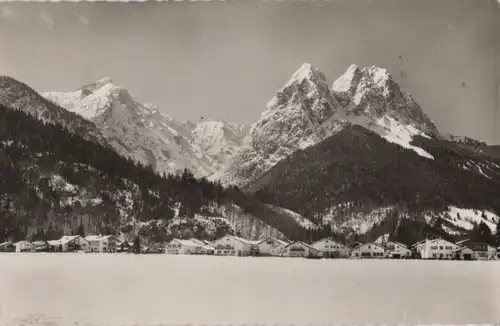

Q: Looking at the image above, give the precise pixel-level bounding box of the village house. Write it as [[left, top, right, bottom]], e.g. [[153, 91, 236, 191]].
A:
[[453, 246, 474, 260], [350, 242, 385, 258], [14, 240, 35, 253], [212, 235, 259, 256], [419, 238, 461, 259], [311, 237, 351, 258], [257, 237, 289, 256], [0, 241, 15, 252], [32, 240, 51, 252], [456, 240, 496, 260], [384, 241, 411, 259], [282, 241, 323, 258], [85, 235, 120, 253], [117, 240, 132, 252], [165, 238, 214, 255], [49, 235, 91, 252]]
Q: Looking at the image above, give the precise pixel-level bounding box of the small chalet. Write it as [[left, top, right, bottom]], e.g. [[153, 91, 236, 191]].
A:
[[85, 235, 120, 253], [453, 246, 474, 260], [14, 240, 35, 253], [32, 240, 51, 252], [257, 237, 289, 256], [282, 241, 323, 258], [165, 238, 214, 255], [117, 241, 132, 252], [49, 235, 91, 252], [350, 242, 385, 258], [456, 239, 496, 260], [0, 241, 15, 252], [384, 241, 411, 259], [212, 235, 259, 257], [419, 238, 460, 259], [311, 237, 351, 258]]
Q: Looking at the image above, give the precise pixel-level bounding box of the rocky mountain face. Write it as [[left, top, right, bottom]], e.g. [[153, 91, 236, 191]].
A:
[[43, 79, 247, 178], [218, 63, 500, 244], [0, 76, 108, 147], [220, 63, 444, 187]]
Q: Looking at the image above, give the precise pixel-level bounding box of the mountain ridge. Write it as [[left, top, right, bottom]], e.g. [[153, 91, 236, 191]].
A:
[[43, 79, 249, 178]]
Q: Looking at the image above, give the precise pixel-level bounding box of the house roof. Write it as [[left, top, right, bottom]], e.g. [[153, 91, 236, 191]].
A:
[[0, 241, 13, 247], [453, 246, 473, 253], [285, 241, 319, 251], [32, 241, 49, 246], [387, 241, 408, 249], [85, 235, 102, 242], [352, 242, 385, 251], [14, 240, 33, 245], [258, 237, 289, 246], [312, 237, 344, 247], [59, 235, 80, 245], [456, 240, 492, 252]]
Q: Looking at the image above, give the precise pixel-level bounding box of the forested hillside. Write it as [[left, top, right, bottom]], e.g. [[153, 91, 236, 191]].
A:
[[248, 124, 500, 245], [0, 104, 309, 242]]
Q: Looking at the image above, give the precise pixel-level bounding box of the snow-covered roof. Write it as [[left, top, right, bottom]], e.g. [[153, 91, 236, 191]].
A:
[[387, 241, 408, 249], [285, 241, 319, 251], [59, 235, 80, 244], [352, 242, 385, 251], [311, 237, 345, 247], [85, 235, 103, 242], [0, 241, 13, 246], [258, 237, 289, 246], [232, 236, 260, 245], [14, 240, 32, 245]]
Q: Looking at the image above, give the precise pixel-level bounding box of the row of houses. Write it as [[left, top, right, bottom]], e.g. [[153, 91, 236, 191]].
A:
[[1, 234, 498, 260], [165, 235, 500, 260], [0, 235, 128, 253]]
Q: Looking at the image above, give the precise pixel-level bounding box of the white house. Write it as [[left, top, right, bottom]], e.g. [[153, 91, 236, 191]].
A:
[[165, 238, 214, 255], [350, 243, 385, 258], [85, 235, 120, 253], [456, 240, 496, 260], [32, 240, 50, 252], [384, 241, 411, 258], [311, 237, 351, 258], [282, 241, 323, 258], [14, 240, 35, 253], [420, 238, 461, 259], [453, 246, 474, 260], [257, 237, 289, 256], [50, 235, 91, 252], [212, 235, 259, 256]]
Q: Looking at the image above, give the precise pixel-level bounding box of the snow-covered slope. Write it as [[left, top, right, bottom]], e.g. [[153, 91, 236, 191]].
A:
[[219, 63, 441, 187], [43, 79, 247, 178], [0, 76, 108, 147], [331, 64, 441, 159]]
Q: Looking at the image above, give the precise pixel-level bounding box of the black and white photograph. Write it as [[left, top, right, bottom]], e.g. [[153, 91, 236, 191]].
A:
[[0, 0, 499, 325]]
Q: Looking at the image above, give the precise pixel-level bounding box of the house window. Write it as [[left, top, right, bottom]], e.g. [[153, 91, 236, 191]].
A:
[[439, 246, 444, 250]]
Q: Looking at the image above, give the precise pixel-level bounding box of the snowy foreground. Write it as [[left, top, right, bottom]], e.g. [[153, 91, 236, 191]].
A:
[[1, 254, 499, 325]]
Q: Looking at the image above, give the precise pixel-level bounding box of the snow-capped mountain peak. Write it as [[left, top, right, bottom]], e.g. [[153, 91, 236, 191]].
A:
[[332, 64, 441, 140], [43, 79, 248, 178]]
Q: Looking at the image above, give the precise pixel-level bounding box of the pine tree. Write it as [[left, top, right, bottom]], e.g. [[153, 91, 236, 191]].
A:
[[495, 218, 500, 247], [133, 236, 141, 254]]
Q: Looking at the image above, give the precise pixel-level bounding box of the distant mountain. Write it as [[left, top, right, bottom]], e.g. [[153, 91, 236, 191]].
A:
[[218, 63, 344, 186], [43, 78, 247, 178], [219, 63, 442, 187], [0, 76, 108, 147]]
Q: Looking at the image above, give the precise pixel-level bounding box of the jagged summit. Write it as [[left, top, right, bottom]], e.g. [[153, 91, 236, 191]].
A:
[[331, 64, 441, 139], [80, 76, 115, 93]]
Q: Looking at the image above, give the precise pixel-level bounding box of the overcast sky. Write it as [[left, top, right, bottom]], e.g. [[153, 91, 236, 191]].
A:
[[0, 0, 499, 143]]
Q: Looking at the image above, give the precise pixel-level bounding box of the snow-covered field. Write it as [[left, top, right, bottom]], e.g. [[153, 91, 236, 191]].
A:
[[1, 254, 499, 325]]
